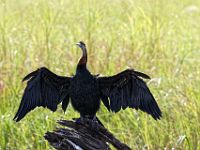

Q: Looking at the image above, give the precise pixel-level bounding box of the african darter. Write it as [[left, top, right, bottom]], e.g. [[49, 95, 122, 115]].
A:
[[14, 41, 162, 125]]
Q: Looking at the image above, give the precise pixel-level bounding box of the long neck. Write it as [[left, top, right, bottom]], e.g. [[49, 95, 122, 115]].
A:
[[77, 46, 88, 71]]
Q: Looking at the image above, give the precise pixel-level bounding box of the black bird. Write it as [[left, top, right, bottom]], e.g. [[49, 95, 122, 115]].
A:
[[14, 41, 162, 125]]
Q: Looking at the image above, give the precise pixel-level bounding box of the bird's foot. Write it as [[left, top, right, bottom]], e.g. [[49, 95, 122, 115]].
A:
[[73, 117, 85, 124], [88, 116, 100, 130], [73, 116, 100, 130]]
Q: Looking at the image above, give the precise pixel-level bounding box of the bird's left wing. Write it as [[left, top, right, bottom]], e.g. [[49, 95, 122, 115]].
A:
[[97, 69, 162, 120], [13, 67, 71, 122]]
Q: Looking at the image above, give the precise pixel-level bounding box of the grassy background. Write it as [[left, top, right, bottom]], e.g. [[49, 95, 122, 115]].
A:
[[0, 0, 200, 149]]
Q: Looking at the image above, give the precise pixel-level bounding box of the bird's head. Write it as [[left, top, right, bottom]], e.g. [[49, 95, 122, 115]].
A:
[[76, 41, 87, 67], [76, 41, 86, 49]]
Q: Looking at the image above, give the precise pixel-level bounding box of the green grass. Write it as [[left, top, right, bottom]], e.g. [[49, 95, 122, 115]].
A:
[[0, 0, 200, 149]]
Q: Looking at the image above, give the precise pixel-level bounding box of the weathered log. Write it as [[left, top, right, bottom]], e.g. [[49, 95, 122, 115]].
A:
[[44, 119, 131, 150]]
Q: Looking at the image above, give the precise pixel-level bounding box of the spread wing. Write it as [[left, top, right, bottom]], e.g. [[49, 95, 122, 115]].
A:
[[98, 69, 162, 120], [13, 67, 71, 122]]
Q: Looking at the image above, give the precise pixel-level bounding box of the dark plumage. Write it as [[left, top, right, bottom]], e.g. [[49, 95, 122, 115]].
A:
[[14, 41, 162, 124]]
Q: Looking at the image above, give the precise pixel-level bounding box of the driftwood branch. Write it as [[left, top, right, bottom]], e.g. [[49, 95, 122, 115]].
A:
[[44, 119, 131, 150]]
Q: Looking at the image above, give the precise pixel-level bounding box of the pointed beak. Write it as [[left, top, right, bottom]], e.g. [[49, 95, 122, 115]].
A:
[[76, 42, 81, 47]]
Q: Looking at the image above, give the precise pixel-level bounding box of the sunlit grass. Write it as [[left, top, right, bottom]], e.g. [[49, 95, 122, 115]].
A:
[[0, 0, 200, 149]]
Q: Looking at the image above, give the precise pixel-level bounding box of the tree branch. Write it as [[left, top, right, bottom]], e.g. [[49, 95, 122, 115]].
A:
[[44, 119, 131, 150]]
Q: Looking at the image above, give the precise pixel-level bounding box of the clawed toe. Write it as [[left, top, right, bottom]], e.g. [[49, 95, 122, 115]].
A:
[[89, 120, 100, 130], [73, 117, 84, 124]]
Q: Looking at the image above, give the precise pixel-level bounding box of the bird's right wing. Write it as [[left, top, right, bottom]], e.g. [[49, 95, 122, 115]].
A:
[[98, 69, 162, 120], [13, 67, 71, 122]]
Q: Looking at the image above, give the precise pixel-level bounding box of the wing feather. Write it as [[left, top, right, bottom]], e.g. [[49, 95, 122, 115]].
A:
[[98, 69, 162, 120], [14, 67, 71, 122]]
